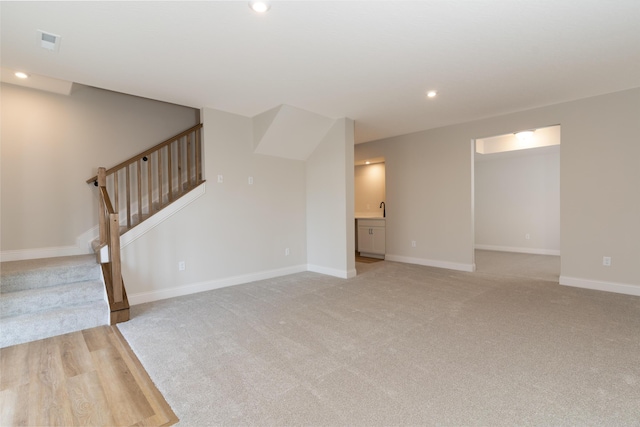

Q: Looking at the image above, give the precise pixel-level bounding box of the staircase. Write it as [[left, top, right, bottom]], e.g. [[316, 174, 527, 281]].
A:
[[0, 124, 204, 348], [87, 123, 204, 324], [0, 255, 108, 348]]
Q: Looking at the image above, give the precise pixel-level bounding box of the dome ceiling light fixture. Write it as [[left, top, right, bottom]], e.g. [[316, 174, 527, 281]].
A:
[[515, 130, 536, 142], [249, 1, 271, 13], [426, 90, 438, 98]]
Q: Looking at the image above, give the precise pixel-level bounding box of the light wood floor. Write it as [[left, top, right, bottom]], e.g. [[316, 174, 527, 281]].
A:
[[0, 325, 177, 427]]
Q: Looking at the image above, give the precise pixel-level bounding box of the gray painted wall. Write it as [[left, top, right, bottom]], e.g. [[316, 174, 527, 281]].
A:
[[4, 82, 638, 297], [475, 146, 560, 255], [356, 88, 640, 291], [120, 107, 310, 301], [307, 118, 356, 278], [1, 83, 198, 255]]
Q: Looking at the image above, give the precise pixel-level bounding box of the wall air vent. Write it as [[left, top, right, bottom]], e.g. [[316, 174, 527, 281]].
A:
[[37, 30, 61, 52]]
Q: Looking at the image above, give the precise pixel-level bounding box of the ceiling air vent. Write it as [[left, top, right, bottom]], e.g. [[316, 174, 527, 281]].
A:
[[37, 30, 61, 52]]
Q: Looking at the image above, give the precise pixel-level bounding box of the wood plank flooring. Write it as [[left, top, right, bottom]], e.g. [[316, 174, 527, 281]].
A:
[[0, 326, 177, 427]]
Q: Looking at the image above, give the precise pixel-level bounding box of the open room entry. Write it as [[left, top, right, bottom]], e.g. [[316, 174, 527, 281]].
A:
[[473, 125, 561, 281], [354, 157, 386, 267]]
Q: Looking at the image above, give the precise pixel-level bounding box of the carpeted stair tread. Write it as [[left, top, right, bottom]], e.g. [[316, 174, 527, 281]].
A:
[[0, 280, 105, 318], [0, 255, 109, 348], [1, 254, 99, 293], [0, 300, 108, 348]]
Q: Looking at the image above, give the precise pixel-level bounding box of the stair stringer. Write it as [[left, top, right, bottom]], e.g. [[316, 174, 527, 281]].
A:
[[96, 182, 206, 262]]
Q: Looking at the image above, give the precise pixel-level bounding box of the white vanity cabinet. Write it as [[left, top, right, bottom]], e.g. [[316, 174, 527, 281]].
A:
[[357, 218, 385, 258]]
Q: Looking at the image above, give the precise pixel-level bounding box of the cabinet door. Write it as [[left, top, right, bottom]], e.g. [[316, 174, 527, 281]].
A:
[[370, 227, 386, 254], [358, 226, 373, 252]]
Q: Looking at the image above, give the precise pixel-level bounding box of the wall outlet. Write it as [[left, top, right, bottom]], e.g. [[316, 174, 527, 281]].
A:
[[411, 240, 416, 247], [217, 174, 223, 183], [285, 248, 290, 256], [248, 176, 253, 185], [178, 261, 186, 271], [525, 233, 530, 240], [603, 256, 611, 267]]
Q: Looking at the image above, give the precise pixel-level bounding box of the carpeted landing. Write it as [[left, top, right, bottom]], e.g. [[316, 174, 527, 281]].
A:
[[117, 260, 640, 426]]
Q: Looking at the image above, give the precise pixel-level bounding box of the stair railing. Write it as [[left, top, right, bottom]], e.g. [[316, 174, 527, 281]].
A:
[[87, 123, 204, 315], [97, 167, 123, 303], [87, 123, 204, 233]]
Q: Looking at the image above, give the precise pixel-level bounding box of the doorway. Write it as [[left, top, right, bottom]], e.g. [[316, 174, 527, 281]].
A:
[[473, 125, 561, 281], [354, 158, 386, 270]]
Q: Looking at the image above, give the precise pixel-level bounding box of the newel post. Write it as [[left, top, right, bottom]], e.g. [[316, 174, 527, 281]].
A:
[[109, 213, 123, 303], [98, 167, 107, 244]]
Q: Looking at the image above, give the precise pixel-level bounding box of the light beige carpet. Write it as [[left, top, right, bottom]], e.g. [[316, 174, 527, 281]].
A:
[[118, 260, 640, 426], [475, 249, 560, 282]]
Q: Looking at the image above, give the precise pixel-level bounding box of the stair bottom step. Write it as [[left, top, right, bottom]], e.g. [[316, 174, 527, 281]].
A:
[[0, 300, 109, 348], [1, 280, 105, 318]]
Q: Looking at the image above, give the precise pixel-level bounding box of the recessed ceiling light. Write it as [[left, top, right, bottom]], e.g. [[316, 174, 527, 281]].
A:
[[426, 90, 438, 98], [365, 161, 371, 165], [15, 72, 29, 79], [249, 1, 271, 13]]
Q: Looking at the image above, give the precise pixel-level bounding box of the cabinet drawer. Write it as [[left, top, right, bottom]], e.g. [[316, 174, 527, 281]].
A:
[[357, 219, 385, 228]]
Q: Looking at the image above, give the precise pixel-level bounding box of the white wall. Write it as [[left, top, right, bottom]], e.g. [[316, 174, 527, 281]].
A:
[[355, 127, 475, 272], [354, 163, 386, 218], [306, 118, 356, 278], [355, 88, 640, 294], [475, 146, 560, 255], [123, 110, 356, 302], [121, 108, 309, 302], [2, 81, 356, 301], [0, 83, 198, 259], [5, 80, 637, 298]]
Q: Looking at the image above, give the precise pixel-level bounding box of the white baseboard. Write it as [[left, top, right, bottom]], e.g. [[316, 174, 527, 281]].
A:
[[307, 264, 355, 279], [129, 261, 358, 306], [0, 245, 92, 262], [385, 254, 475, 272], [475, 244, 560, 256], [128, 264, 308, 305], [559, 276, 640, 297]]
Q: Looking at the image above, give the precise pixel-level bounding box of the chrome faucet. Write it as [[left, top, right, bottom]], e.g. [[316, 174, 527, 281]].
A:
[[379, 201, 385, 218]]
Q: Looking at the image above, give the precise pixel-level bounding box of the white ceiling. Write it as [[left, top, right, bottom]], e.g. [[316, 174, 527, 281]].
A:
[[2, 1, 639, 144]]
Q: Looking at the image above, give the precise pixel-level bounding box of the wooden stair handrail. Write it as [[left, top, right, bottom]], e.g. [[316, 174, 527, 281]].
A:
[[86, 123, 203, 184], [87, 123, 204, 233], [87, 123, 204, 324], [99, 186, 114, 214]]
